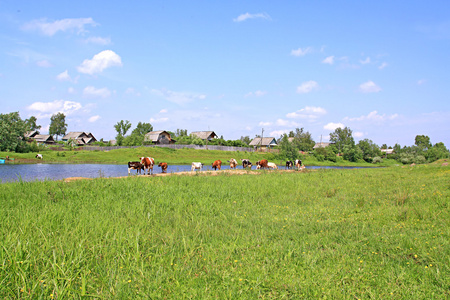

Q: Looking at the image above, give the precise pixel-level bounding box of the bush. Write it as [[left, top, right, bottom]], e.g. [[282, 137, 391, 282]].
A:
[[372, 156, 382, 164]]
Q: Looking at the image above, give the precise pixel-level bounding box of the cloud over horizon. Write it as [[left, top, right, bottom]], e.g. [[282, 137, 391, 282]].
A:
[[22, 18, 97, 36], [77, 50, 122, 75]]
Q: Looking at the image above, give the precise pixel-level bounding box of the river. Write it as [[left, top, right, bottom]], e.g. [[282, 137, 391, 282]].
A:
[[0, 163, 364, 183]]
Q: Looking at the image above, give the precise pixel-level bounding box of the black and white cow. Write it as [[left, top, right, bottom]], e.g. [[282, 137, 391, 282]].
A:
[[128, 161, 144, 175], [286, 160, 293, 169], [241, 159, 252, 169]]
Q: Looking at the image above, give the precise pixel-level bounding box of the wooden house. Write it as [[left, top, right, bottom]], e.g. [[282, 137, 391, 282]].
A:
[[25, 131, 55, 144], [249, 137, 278, 149], [144, 131, 175, 144], [62, 132, 97, 146], [190, 131, 218, 141]]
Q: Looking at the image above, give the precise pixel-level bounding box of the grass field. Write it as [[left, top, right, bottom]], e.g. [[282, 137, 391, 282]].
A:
[[1, 163, 448, 298]]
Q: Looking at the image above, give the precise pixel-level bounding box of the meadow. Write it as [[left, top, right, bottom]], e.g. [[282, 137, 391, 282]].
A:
[[0, 163, 448, 299]]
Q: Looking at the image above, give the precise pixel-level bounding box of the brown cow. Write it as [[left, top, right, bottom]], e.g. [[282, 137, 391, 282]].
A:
[[140, 157, 155, 175], [212, 160, 222, 170], [158, 162, 168, 173], [228, 158, 238, 169], [128, 161, 144, 175], [256, 159, 268, 170]]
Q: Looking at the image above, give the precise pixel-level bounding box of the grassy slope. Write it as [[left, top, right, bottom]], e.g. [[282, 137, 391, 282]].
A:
[[0, 147, 389, 167], [0, 164, 448, 298]]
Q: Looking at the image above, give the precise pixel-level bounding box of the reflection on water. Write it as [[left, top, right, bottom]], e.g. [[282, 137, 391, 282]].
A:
[[0, 163, 365, 183]]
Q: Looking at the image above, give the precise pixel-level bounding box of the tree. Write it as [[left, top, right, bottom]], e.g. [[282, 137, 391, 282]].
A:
[[329, 126, 354, 154], [175, 129, 188, 137], [25, 116, 41, 132], [114, 120, 131, 146], [415, 135, 432, 151], [357, 139, 380, 162], [0, 112, 27, 152], [131, 122, 153, 136], [292, 127, 315, 152], [49, 112, 67, 141], [279, 134, 297, 160], [240, 136, 251, 145]]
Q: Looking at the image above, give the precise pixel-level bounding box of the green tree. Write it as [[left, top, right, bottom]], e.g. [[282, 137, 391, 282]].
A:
[[292, 127, 315, 152], [415, 135, 432, 151], [279, 134, 297, 160], [426, 142, 449, 162], [0, 112, 27, 152], [49, 112, 67, 141], [329, 126, 354, 154], [114, 120, 131, 146], [357, 139, 380, 162], [131, 122, 153, 136], [25, 116, 41, 132]]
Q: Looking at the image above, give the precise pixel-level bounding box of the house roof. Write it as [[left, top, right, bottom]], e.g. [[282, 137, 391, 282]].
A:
[[313, 142, 333, 149], [145, 130, 171, 142], [249, 137, 278, 146], [190, 131, 217, 140], [62, 132, 86, 140], [381, 149, 394, 154], [34, 134, 55, 143], [25, 130, 39, 138]]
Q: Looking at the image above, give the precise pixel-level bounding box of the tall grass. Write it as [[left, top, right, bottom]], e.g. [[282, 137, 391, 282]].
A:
[[1, 165, 449, 298]]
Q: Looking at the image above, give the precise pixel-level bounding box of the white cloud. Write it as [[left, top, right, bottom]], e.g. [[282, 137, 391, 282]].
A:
[[360, 57, 371, 64], [150, 117, 169, 123], [83, 86, 111, 98], [27, 100, 84, 118], [233, 13, 271, 22], [36, 60, 52, 68], [286, 106, 327, 119], [275, 119, 300, 127], [22, 18, 97, 36], [296, 81, 319, 94], [245, 90, 267, 97], [84, 36, 111, 45], [77, 50, 122, 75], [354, 131, 364, 138], [88, 115, 101, 122], [56, 70, 71, 81], [259, 121, 272, 126], [344, 111, 398, 122], [151, 88, 206, 105], [378, 62, 388, 69], [159, 109, 168, 113], [417, 79, 427, 85], [291, 47, 313, 57], [125, 87, 141, 97], [324, 122, 344, 131], [359, 80, 381, 93], [270, 130, 289, 137], [322, 55, 334, 65]]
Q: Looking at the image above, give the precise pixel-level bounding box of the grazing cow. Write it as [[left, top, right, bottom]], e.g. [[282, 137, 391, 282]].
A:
[[286, 161, 293, 169], [267, 162, 278, 169], [35, 154, 43, 159], [256, 159, 268, 170], [128, 161, 144, 175], [241, 159, 252, 169], [212, 160, 222, 170], [140, 157, 155, 175], [158, 162, 168, 173], [295, 159, 302, 169], [191, 162, 204, 171], [228, 158, 238, 169]]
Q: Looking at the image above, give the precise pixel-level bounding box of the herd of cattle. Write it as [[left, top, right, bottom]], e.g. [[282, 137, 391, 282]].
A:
[[128, 157, 304, 175]]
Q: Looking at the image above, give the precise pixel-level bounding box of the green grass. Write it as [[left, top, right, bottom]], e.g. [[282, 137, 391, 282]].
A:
[[1, 164, 449, 298]]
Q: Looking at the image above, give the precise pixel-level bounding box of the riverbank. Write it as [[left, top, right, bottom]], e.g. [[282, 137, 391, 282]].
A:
[[0, 147, 392, 167]]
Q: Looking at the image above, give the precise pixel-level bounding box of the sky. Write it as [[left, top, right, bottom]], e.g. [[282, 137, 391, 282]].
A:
[[1, 1, 449, 147]]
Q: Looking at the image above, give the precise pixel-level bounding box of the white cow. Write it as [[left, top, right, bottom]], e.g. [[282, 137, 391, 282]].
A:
[[36, 154, 43, 159], [267, 162, 278, 169], [228, 158, 238, 169], [191, 162, 204, 171]]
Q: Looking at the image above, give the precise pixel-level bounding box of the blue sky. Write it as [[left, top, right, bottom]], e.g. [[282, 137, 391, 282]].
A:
[[1, 1, 449, 147]]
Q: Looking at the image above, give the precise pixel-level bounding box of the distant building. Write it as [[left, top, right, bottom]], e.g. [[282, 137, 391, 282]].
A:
[[190, 131, 218, 141], [313, 142, 333, 149], [249, 137, 278, 148], [144, 131, 176, 144], [381, 149, 394, 155], [25, 131, 55, 144], [62, 132, 97, 146]]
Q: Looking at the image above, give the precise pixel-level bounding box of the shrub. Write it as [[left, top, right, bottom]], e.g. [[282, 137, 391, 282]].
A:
[[372, 156, 382, 164]]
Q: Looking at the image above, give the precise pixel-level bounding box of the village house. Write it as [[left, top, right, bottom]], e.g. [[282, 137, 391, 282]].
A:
[[62, 132, 97, 146], [249, 137, 278, 149], [144, 130, 176, 144], [313, 142, 334, 149], [190, 131, 218, 141], [25, 131, 55, 145]]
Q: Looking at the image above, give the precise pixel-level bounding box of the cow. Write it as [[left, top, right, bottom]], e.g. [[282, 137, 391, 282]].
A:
[[158, 162, 168, 173], [241, 159, 252, 169], [267, 162, 278, 169], [295, 159, 302, 170], [256, 159, 268, 170], [286, 161, 293, 169], [228, 158, 238, 169], [140, 157, 155, 175], [212, 160, 222, 170], [191, 162, 204, 171], [128, 161, 144, 175], [36, 154, 43, 159]]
